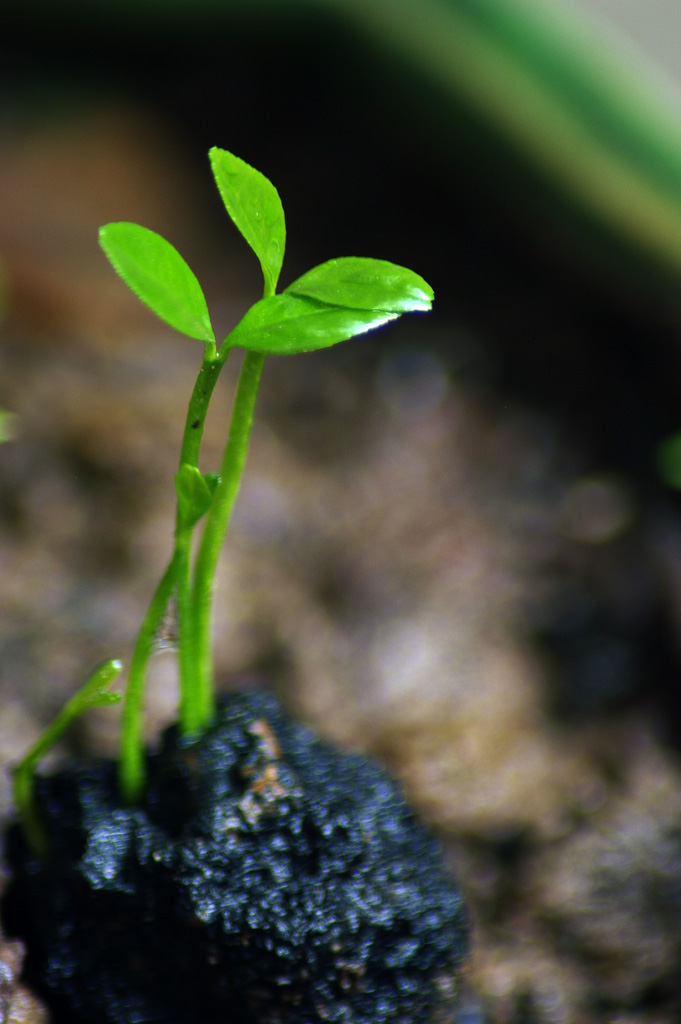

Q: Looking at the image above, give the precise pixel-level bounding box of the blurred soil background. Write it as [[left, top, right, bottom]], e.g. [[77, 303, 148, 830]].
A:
[[2, 1, 681, 1021]]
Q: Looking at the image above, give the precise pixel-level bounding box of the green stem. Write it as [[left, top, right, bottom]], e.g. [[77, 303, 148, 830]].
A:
[[118, 552, 179, 804], [188, 350, 267, 734], [174, 349, 228, 736], [179, 353, 224, 469], [175, 524, 198, 735], [117, 351, 226, 803]]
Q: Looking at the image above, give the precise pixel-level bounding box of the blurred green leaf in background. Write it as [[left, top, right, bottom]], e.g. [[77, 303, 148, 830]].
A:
[[5, 0, 681, 288], [337, 0, 681, 280], [0, 409, 16, 443]]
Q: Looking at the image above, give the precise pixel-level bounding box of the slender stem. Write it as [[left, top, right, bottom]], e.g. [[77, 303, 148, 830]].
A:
[[189, 350, 266, 733], [117, 351, 227, 803], [12, 767, 47, 859], [118, 552, 179, 804], [175, 349, 229, 735], [179, 354, 224, 469], [175, 524, 198, 735], [116, 338, 264, 791]]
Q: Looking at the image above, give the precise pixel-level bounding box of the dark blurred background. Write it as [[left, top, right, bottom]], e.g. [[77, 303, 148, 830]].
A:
[[4, 0, 681, 462]]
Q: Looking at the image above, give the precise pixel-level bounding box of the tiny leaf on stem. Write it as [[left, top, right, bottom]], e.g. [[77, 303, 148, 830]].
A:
[[226, 293, 399, 355], [209, 148, 286, 295], [175, 464, 216, 528], [286, 257, 434, 313], [99, 223, 215, 345]]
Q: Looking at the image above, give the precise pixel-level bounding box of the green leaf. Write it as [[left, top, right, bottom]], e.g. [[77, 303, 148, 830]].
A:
[[656, 432, 681, 489], [99, 223, 215, 344], [209, 147, 286, 295], [0, 407, 16, 443], [227, 293, 399, 355], [68, 658, 124, 712], [286, 257, 434, 313], [175, 464, 215, 527], [90, 692, 123, 707]]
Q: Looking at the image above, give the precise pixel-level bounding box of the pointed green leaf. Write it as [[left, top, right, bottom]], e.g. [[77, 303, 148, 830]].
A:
[[99, 223, 214, 344], [286, 257, 434, 313], [175, 463, 215, 527], [89, 692, 123, 707], [78, 658, 124, 705], [227, 293, 398, 355], [209, 147, 286, 295]]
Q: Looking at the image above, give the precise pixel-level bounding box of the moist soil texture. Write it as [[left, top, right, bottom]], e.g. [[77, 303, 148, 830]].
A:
[[2, 692, 468, 1024]]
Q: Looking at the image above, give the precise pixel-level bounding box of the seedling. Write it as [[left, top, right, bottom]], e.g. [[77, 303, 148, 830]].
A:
[[12, 148, 433, 848]]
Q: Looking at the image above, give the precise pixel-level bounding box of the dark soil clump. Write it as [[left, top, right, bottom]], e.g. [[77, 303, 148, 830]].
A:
[[2, 691, 468, 1024]]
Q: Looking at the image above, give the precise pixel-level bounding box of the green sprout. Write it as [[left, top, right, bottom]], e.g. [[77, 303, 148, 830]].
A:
[[13, 148, 433, 834], [12, 660, 123, 857]]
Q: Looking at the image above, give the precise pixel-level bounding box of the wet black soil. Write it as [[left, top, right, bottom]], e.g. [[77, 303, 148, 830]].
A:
[[2, 692, 468, 1024]]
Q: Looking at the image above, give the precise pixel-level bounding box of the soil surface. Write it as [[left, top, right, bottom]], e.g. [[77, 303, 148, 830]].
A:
[[3, 692, 467, 1024], [2, 104, 681, 1024]]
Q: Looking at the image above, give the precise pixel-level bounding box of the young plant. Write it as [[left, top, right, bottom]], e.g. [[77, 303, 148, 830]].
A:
[[12, 148, 434, 840]]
